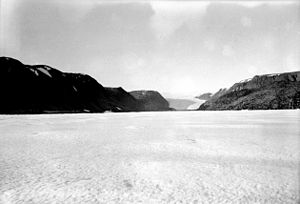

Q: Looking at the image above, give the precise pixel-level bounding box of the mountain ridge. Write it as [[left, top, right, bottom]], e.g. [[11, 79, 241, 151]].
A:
[[199, 71, 300, 110], [0, 57, 170, 114], [130, 90, 171, 111]]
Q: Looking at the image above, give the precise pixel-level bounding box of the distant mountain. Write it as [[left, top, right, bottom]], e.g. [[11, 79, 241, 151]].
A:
[[167, 98, 195, 110], [104, 87, 143, 111], [199, 71, 300, 110], [195, 93, 212, 100], [0, 57, 158, 113], [130, 90, 171, 111]]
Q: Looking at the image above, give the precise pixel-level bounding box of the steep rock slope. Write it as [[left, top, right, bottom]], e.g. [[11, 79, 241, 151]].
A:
[[0, 57, 141, 113], [104, 87, 143, 111], [199, 71, 300, 110], [210, 88, 227, 100], [130, 90, 171, 111]]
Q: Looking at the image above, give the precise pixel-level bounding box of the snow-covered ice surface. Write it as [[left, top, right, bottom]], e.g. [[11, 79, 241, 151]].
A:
[[0, 110, 299, 204], [187, 99, 206, 110]]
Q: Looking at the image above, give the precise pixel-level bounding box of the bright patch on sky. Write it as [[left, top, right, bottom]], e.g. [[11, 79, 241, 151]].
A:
[[169, 77, 198, 96], [263, 37, 275, 50], [285, 54, 299, 71], [223, 1, 296, 8], [121, 53, 146, 71], [247, 65, 258, 75], [150, 1, 209, 40], [222, 45, 234, 57]]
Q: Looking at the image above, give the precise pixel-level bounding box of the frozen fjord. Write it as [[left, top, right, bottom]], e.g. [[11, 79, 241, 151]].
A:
[[0, 110, 299, 203]]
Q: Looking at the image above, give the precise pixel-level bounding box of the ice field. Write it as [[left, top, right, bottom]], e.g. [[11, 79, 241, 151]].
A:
[[0, 110, 299, 203]]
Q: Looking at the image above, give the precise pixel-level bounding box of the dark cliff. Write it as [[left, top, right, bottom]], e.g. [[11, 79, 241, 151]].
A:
[[199, 71, 300, 110], [130, 90, 171, 111], [104, 87, 143, 111], [0, 57, 142, 114]]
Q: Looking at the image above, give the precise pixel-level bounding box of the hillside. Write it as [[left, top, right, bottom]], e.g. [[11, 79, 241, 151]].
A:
[[199, 71, 300, 110], [130, 90, 171, 111], [0, 57, 143, 113]]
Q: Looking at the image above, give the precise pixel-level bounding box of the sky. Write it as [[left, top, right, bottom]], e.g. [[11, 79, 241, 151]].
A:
[[1, 0, 299, 98]]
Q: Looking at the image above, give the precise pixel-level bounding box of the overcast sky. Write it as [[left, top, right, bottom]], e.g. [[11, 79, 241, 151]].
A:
[[1, 0, 299, 97]]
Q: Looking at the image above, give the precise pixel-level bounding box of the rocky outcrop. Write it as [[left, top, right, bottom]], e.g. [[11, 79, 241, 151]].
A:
[[0, 57, 143, 114], [199, 71, 300, 110], [195, 93, 212, 100], [130, 90, 171, 111], [210, 88, 227, 100], [104, 87, 143, 111]]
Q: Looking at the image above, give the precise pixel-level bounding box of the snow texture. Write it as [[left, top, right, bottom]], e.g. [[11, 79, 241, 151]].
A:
[[37, 68, 52, 78], [29, 69, 39, 76], [0, 110, 299, 203], [187, 99, 206, 110], [72, 86, 78, 92], [239, 78, 252, 83]]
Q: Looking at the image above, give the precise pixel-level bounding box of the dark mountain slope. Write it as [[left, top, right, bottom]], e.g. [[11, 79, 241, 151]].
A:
[[104, 87, 143, 111], [130, 90, 171, 111], [0, 57, 141, 113], [199, 71, 300, 110]]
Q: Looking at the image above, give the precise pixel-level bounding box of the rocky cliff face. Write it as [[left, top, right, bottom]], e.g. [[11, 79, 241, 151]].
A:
[[130, 90, 171, 111], [0, 57, 142, 113], [104, 87, 143, 111], [199, 71, 300, 110], [210, 88, 227, 100]]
